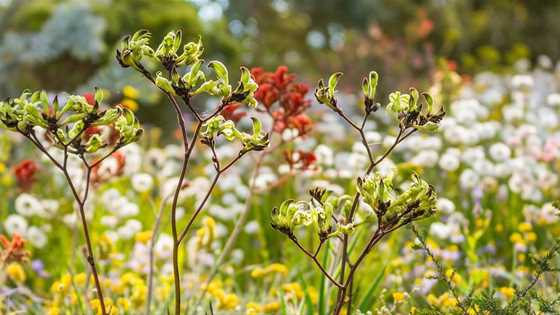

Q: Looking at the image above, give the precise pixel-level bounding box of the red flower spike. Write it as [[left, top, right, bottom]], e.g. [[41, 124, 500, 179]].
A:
[[0, 233, 30, 264], [14, 160, 39, 190], [221, 103, 247, 122], [250, 66, 313, 136]]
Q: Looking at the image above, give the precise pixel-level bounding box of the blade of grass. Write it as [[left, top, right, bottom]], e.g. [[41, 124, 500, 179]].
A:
[[318, 245, 329, 315], [358, 264, 387, 311]]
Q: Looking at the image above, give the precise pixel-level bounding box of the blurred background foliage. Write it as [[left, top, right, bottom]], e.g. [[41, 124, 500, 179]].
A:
[[1, 0, 559, 122]]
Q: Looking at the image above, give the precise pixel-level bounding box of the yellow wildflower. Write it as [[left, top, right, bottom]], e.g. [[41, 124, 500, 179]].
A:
[[218, 293, 239, 310], [131, 282, 147, 306], [121, 99, 139, 111], [251, 263, 289, 278], [499, 287, 515, 300], [495, 224, 503, 232], [74, 273, 87, 287], [510, 233, 524, 245], [393, 291, 407, 303], [90, 298, 115, 315], [445, 269, 463, 286], [47, 305, 60, 315], [518, 222, 532, 232], [117, 297, 131, 311], [123, 85, 139, 99], [282, 282, 304, 299], [6, 262, 25, 283], [262, 301, 280, 312], [135, 231, 152, 243], [307, 286, 319, 304], [246, 302, 261, 315]]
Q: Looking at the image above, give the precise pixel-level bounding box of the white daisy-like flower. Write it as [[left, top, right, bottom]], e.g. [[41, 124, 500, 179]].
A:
[[26, 226, 47, 248], [489, 143, 511, 162], [460, 169, 479, 189], [118, 202, 139, 218], [131, 173, 154, 193], [155, 234, 174, 259], [436, 198, 456, 214], [4, 215, 28, 235], [439, 153, 460, 172], [15, 193, 44, 217]]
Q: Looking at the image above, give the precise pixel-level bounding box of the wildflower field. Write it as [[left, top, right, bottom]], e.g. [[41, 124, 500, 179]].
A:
[[1, 1, 560, 315]]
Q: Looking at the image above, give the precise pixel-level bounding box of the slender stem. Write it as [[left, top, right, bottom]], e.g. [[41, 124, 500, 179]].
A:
[[177, 151, 247, 244], [166, 93, 192, 315], [330, 110, 416, 314], [24, 130, 109, 315], [289, 236, 343, 288], [146, 194, 173, 315]]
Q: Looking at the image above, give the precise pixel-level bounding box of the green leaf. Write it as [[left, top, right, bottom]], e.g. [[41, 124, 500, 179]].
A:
[[155, 72, 176, 95], [422, 92, 434, 113], [358, 265, 386, 311], [327, 72, 343, 97], [363, 71, 379, 100], [94, 87, 104, 105], [208, 60, 229, 84]]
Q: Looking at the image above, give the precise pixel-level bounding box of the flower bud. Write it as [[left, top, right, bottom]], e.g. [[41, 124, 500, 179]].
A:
[[155, 30, 182, 62], [177, 36, 204, 66], [155, 72, 176, 95]]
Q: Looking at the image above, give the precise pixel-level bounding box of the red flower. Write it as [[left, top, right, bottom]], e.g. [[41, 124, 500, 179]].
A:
[[251, 66, 312, 135], [83, 92, 95, 106], [284, 150, 318, 171], [221, 103, 247, 122], [91, 151, 126, 183], [14, 160, 39, 190], [0, 233, 29, 264], [288, 114, 313, 136]]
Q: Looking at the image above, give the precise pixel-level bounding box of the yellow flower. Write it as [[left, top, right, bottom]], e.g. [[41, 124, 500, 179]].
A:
[[6, 263, 26, 283], [427, 294, 438, 305], [393, 292, 407, 303], [131, 283, 147, 306], [518, 222, 532, 232], [90, 298, 115, 315], [47, 305, 60, 315], [307, 286, 319, 304], [251, 263, 289, 278], [74, 273, 88, 287], [427, 293, 457, 309], [266, 263, 288, 275], [0, 162, 5, 173], [445, 269, 463, 286], [123, 85, 140, 99], [262, 301, 280, 312], [156, 284, 171, 301], [495, 224, 503, 232], [510, 233, 524, 245], [218, 293, 239, 310], [526, 232, 537, 242], [246, 302, 261, 315], [251, 267, 265, 278], [121, 99, 139, 111], [499, 287, 515, 300], [196, 217, 217, 249], [282, 282, 304, 299], [206, 280, 223, 297], [135, 231, 152, 243], [117, 297, 131, 311]]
